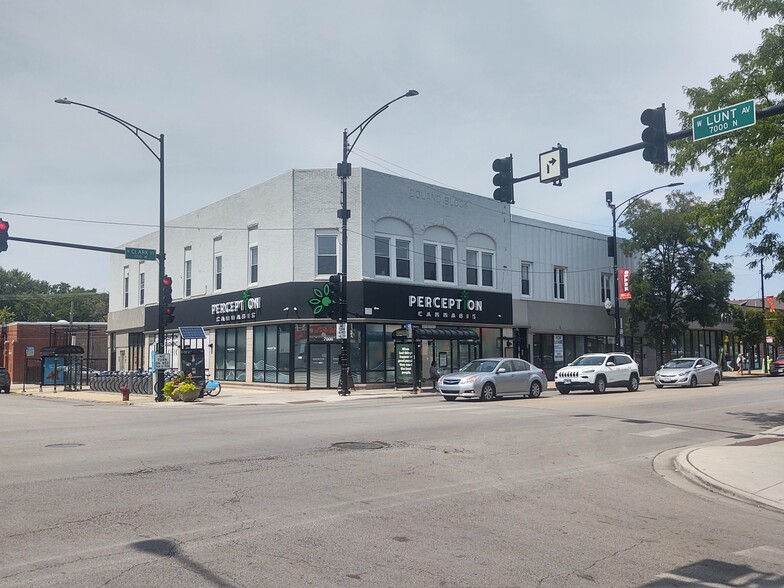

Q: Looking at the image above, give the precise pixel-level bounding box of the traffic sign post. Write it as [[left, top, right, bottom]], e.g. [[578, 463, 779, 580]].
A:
[[125, 247, 157, 261], [692, 99, 756, 142]]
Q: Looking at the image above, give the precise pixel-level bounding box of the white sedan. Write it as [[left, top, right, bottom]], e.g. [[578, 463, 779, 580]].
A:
[[654, 357, 721, 388]]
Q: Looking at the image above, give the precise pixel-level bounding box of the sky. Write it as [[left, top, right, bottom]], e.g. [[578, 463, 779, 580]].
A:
[[1, 0, 780, 302]]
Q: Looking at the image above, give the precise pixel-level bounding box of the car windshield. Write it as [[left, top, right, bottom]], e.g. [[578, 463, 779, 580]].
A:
[[571, 356, 606, 366], [663, 359, 695, 369], [460, 360, 499, 373]]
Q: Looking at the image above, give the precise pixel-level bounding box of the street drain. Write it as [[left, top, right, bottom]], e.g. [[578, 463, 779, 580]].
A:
[[331, 441, 388, 450], [45, 443, 85, 448]]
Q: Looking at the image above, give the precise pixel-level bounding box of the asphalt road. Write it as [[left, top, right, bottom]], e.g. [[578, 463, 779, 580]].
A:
[[1, 378, 783, 587]]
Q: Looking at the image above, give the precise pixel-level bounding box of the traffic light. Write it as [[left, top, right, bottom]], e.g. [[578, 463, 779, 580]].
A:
[[326, 274, 341, 319], [165, 305, 176, 324], [640, 106, 668, 165], [492, 155, 514, 203], [161, 275, 173, 305], [0, 219, 8, 253]]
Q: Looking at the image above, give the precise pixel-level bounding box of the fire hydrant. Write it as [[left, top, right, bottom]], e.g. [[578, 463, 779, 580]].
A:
[[120, 386, 130, 402]]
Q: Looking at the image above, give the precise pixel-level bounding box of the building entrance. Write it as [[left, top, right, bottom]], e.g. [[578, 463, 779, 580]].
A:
[[308, 342, 342, 389]]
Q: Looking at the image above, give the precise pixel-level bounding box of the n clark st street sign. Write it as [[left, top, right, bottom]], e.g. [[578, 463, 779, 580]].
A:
[[692, 99, 756, 142]]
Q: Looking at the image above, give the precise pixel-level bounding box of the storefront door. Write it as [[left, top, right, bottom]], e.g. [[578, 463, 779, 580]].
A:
[[308, 342, 342, 389]]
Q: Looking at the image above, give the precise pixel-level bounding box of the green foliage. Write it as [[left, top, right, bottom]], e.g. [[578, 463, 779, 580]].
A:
[[731, 305, 766, 347], [621, 191, 734, 359], [0, 267, 108, 322], [668, 0, 784, 274], [765, 310, 784, 350]]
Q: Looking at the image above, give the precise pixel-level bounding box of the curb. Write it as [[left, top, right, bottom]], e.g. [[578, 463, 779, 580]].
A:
[[674, 445, 784, 514]]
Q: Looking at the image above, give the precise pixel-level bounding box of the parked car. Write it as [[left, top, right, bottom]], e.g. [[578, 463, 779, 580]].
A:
[[0, 367, 10, 393], [436, 357, 547, 401], [654, 357, 721, 388], [555, 353, 640, 394], [769, 357, 784, 376]]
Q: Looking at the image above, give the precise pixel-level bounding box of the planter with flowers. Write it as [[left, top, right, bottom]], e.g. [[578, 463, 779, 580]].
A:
[[163, 372, 200, 402]]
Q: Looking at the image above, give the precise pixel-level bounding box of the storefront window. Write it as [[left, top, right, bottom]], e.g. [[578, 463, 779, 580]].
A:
[[215, 327, 246, 382], [293, 325, 307, 384], [366, 324, 386, 383], [253, 325, 291, 383], [481, 328, 501, 358]]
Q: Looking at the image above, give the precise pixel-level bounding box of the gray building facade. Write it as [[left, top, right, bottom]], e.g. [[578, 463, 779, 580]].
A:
[[107, 168, 644, 388]]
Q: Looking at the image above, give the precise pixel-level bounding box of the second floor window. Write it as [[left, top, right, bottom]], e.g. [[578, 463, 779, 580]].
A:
[[184, 259, 192, 297], [249, 245, 259, 284], [601, 273, 612, 303], [554, 266, 566, 300], [215, 255, 223, 291], [423, 243, 455, 283], [139, 272, 145, 305], [467, 249, 494, 287], [317, 233, 337, 275], [123, 267, 129, 308], [521, 262, 531, 297], [375, 236, 411, 279]]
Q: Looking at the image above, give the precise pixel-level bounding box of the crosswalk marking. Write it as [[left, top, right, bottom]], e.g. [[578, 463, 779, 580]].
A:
[[734, 545, 784, 565]]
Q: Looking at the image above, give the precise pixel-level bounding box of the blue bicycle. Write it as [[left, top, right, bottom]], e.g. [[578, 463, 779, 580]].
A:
[[200, 374, 222, 397]]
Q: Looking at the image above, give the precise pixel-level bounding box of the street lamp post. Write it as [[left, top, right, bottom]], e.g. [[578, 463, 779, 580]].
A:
[[336, 90, 418, 396], [55, 98, 167, 401], [606, 182, 684, 351]]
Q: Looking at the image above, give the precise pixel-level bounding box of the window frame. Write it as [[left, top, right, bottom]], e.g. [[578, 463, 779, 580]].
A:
[[423, 242, 456, 284], [316, 232, 338, 276], [553, 266, 567, 300], [139, 270, 145, 306], [521, 261, 532, 297], [601, 272, 612, 304], [466, 248, 495, 287], [374, 234, 411, 280]]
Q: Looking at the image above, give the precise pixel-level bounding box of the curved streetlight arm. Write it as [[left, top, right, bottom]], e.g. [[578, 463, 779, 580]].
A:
[[55, 98, 161, 162], [344, 90, 418, 159], [613, 182, 684, 222]]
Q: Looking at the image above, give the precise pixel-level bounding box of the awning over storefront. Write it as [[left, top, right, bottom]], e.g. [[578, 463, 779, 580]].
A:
[[392, 327, 479, 341], [40, 345, 84, 356]]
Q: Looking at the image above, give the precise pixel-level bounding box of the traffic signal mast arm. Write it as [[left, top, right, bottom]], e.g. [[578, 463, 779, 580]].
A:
[[508, 100, 784, 185]]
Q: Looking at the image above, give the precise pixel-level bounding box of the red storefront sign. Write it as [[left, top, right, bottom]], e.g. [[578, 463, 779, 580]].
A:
[[618, 268, 632, 300]]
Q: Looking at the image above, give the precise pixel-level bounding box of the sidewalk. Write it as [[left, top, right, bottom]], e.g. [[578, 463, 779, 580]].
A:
[[8, 373, 784, 514]]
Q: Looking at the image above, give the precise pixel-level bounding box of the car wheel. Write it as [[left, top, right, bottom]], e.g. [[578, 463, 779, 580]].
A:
[[689, 375, 697, 388], [443, 395, 456, 401], [529, 381, 542, 398], [557, 387, 570, 395], [712, 373, 720, 386], [594, 376, 607, 393], [655, 384, 664, 389], [627, 374, 640, 392], [479, 383, 495, 401]]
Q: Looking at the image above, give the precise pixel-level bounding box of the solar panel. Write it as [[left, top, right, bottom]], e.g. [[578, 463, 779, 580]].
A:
[[178, 326, 206, 340]]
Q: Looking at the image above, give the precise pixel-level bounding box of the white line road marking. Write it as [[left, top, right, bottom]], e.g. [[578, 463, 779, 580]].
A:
[[634, 427, 684, 437]]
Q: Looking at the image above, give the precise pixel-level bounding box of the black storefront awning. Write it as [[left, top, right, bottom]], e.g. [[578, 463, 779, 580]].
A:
[[40, 345, 85, 356], [392, 327, 479, 341]]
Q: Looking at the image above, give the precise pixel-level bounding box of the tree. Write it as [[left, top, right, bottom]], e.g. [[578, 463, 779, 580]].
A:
[[0, 267, 108, 322], [620, 191, 734, 363], [731, 305, 766, 372], [668, 1, 784, 274]]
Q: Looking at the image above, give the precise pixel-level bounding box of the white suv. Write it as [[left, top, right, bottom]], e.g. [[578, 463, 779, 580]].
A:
[[555, 353, 640, 394]]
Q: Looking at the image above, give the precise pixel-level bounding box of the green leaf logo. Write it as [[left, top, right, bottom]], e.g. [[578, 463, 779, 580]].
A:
[[308, 283, 335, 315]]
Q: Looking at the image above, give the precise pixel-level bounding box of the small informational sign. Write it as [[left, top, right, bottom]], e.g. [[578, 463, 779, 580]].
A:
[[336, 323, 348, 340], [154, 353, 171, 370], [395, 343, 415, 385], [554, 335, 564, 362], [25, 345, 35, 357]]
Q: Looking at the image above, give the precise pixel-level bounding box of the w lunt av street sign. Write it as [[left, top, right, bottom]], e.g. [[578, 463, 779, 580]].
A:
[[692, 99, 756, 142]]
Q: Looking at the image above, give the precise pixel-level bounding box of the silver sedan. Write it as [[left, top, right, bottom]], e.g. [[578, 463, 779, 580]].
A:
[[654, 357, 721, 388], [436, 357, 547, 401]]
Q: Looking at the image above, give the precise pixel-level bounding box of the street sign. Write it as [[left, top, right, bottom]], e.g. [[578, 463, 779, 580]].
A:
[[336, 323, 348, 340], [692, 99, 755, 142], [154, 353, 171, 370], [539, 146, 568, 184], [125, 247, 157, 261]]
